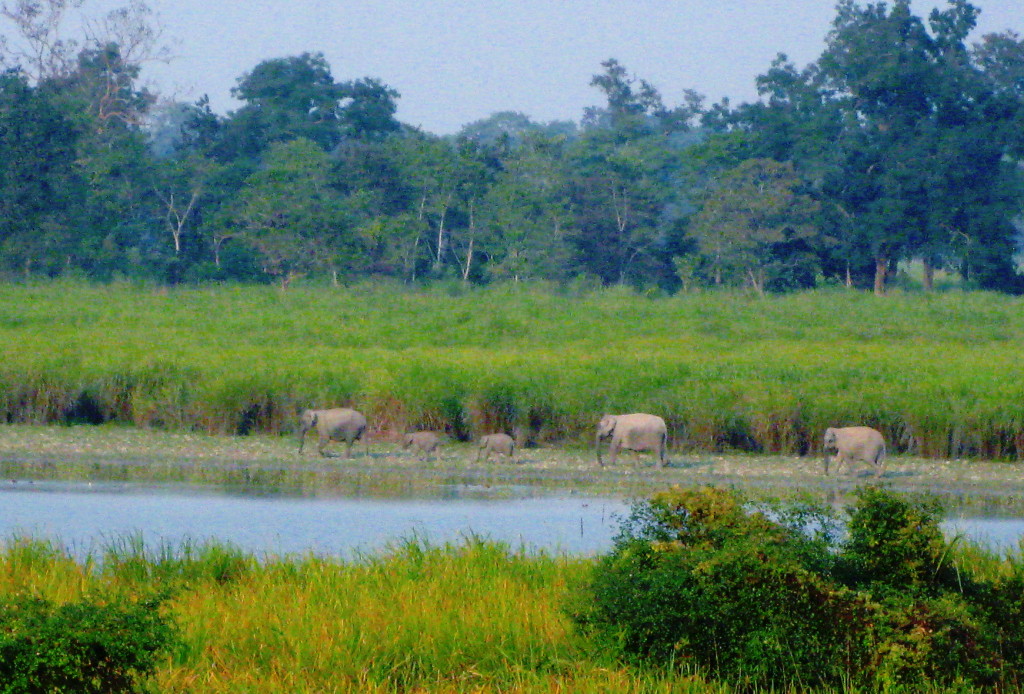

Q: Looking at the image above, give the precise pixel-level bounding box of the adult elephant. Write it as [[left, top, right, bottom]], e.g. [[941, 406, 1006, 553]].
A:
[[822, 426, 886, 477], [298, 407, 368, 458], [596, 413, 668, 467]]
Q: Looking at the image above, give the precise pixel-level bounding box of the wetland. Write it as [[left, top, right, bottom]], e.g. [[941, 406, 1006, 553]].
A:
[[4, 424, 1024, 555]]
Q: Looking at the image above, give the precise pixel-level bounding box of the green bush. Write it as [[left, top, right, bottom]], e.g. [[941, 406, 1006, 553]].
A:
[[836, 486, 959, 594], [867, 593, 1000, 690], [574, 486, 1023, 691], [571, 487, 861, 690], [0, 593, 176, 694]]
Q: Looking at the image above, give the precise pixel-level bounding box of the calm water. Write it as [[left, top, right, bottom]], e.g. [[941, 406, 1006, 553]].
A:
[[1, 481, 1022, 558], [0, 481, 629, 557]]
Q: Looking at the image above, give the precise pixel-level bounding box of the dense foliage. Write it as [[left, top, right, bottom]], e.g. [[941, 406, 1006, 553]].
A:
[[574, 486, 1024, 691], [0, 592, 176, 693], [0, 1, 1021, 293]]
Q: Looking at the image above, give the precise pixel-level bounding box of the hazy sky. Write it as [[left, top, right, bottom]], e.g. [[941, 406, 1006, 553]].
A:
[[114, 1, 1024, 134]]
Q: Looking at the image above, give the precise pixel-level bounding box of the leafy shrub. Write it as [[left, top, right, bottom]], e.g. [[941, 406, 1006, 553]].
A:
[[0, 593, 176, 694], [574, 485, 1021, 691], [571, 486, 862, 690], [868, 593, 999, 690], [837, 486, 957, 594], [972, 556, 1024, 677]]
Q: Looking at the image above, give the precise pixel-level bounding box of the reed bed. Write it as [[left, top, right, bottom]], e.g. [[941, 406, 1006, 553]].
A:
[[2, 281, 1024, 459]]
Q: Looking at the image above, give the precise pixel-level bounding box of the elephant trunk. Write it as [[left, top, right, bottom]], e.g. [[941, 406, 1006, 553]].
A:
[[595, 433, 604, 467]]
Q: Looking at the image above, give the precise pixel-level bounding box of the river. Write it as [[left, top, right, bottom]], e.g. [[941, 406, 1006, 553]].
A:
[[1, 480, 1021, 558]]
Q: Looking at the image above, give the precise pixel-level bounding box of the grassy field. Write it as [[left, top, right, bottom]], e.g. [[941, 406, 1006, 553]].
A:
[[2, 281, 1024, 460]]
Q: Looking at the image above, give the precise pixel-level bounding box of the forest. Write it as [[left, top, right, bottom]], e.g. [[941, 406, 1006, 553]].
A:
[[0, 0, 1023, 295]]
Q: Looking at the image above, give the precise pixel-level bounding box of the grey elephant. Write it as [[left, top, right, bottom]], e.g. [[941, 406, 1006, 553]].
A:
[[823, 426, 886, 477], [596, 413, 668, 467], [477, 433, 515, 463], [402, 431, 440, 460], [298, 408, 368, 457]]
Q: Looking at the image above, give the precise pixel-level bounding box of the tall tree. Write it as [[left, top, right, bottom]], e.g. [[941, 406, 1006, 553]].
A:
[[689, 158, 819, 294], [222, 52, 401, 158], [732, 0, 1024, 294], [0, 0, 167, 84], [567, 59, 700, 287], [477, 133, 572, 283], [232, 138, 355, 286], [0, 70, 78, 275]]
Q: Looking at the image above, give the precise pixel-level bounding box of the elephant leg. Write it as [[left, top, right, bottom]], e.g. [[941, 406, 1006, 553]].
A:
[[608, 440, 620, 467], [317, 434, 329, 457]]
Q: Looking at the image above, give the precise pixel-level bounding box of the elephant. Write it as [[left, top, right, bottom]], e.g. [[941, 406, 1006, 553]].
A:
[[823, 426, 886, 477], [477, 433, 515, 463], [298, 408, 368, 458], [402, 431, 440, 460], [596, 413, 667, 467]]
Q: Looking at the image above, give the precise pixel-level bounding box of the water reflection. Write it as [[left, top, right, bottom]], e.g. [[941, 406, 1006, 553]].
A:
[[1, 481, 1022, 558]]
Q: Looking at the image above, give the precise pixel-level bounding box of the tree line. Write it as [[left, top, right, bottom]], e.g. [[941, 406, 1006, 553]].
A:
[[1, 0, 1022, 294]]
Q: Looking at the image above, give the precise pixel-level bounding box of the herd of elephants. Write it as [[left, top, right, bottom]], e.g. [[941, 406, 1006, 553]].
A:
[[297, 407, 888, 477]]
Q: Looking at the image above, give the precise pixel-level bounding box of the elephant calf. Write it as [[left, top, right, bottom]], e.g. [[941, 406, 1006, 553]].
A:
[[596, 413, 668, 467], [477, 433, 515, 463], [402, 431, 440, 460], [298, 407, 368, 458], [823, 426, 886, 477]]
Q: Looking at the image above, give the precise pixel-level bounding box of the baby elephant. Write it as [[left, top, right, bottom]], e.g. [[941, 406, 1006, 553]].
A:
[[298, 407, 368, 458], [823, 426, 886, 477], [402, 431, 441, 460], [477, 433, 515, 463]]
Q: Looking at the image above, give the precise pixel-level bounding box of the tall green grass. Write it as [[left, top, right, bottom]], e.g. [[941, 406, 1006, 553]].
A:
[[2, 281, 1024, 459], [3, 531, 1020, 692], [0, 534, 727, 693]]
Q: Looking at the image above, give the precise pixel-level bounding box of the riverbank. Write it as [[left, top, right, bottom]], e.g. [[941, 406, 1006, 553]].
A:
[[3, 424, 1024, 512], [4, 488, 1023, 693]]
